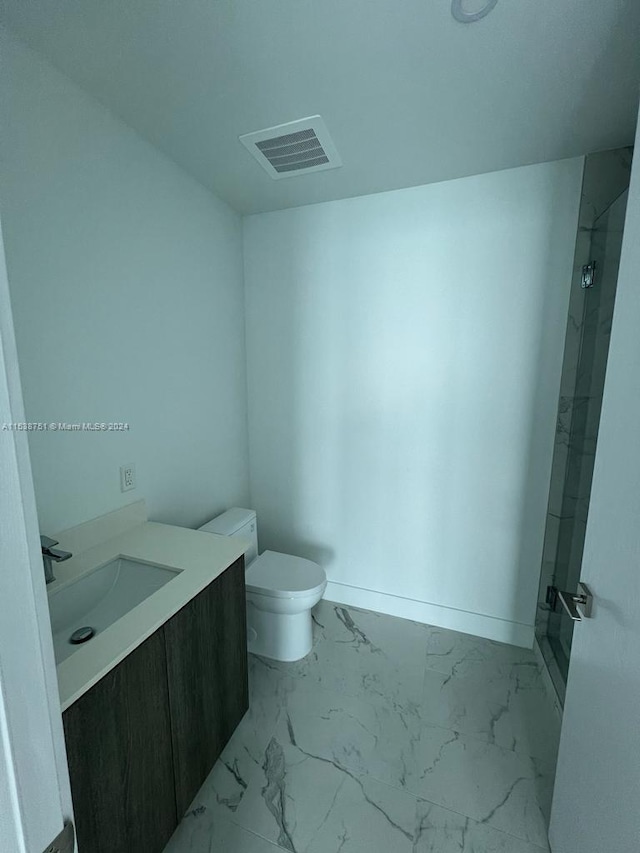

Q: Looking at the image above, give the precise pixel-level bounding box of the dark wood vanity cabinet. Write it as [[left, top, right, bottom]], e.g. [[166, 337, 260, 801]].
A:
[[63, 629, 177, 853], [165, 554, 248, 815], [63, 557, 247, 853]]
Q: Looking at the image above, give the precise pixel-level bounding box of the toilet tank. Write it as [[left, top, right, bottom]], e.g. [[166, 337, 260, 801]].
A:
[[198, 508, 258, 565]]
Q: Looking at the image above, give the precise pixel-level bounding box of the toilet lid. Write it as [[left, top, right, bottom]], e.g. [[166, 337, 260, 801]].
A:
[[245, 550, 326, 599]]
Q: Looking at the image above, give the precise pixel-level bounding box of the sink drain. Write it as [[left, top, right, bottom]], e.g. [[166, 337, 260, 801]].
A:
[[70, 626, 95, 644]]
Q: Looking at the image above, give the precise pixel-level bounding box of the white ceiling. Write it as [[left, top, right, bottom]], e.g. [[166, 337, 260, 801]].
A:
[[1, 0, 639, 214]]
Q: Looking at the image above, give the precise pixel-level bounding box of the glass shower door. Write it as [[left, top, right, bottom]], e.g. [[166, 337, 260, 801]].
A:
[[536, 148, 631, 701]]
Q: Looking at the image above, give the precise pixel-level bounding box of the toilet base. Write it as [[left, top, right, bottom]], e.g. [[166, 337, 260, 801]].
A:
[[246, 601, 313, 662]]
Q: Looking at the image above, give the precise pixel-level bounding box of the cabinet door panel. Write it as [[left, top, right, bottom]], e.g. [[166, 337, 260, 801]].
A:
[[164, 557, 248, 815], [63, 629, 176, 853]]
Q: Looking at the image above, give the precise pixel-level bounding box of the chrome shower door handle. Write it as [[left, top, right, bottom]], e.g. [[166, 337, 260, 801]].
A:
[[557, 583, 594, 621]]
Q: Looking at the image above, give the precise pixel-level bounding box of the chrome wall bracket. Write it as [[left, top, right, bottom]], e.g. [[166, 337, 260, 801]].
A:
[[581, 261, 596, 288]]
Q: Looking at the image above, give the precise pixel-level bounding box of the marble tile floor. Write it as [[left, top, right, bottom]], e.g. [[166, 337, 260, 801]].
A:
[[163, 600, 561, 853]]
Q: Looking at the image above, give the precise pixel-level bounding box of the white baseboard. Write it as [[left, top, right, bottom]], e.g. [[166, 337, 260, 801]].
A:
[[324, 580, 535, 649]]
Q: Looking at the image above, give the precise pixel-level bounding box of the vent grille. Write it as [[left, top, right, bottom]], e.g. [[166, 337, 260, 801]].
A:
[[239, 116, 341, 180]]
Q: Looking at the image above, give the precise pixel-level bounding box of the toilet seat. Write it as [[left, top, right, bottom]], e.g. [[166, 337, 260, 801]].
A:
[[246, 550, 326, 599]]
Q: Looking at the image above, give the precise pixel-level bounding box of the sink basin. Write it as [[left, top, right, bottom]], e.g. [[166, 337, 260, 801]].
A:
[[48, 557, 181, 664]]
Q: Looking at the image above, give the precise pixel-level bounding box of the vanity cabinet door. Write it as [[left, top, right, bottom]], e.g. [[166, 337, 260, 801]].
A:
[[164, 556, 248, 816], [63, 629, 177, 853]]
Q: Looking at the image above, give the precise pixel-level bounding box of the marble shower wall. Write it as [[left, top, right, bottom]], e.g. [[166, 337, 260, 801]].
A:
[[537, 148, 632, 652]]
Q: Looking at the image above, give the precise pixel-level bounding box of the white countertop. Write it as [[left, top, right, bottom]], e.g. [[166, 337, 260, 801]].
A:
[[49, 520, 246, 711]]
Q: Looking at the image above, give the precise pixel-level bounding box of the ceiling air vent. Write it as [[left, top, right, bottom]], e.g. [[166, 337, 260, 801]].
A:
[[239, 116, 342, 180]]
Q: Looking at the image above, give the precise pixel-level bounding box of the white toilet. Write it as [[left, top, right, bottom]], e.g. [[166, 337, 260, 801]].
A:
[[199, 508, 326, 662]]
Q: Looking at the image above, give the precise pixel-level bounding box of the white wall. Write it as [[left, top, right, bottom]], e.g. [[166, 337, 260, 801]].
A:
[[0, 28, 250, 534], [244, 160, 583, 645]]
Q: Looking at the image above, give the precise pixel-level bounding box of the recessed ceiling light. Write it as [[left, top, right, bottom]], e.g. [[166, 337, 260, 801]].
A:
[[451, 0, 498, 23]]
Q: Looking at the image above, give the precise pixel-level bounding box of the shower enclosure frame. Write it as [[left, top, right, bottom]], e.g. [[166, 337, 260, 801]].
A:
[[535, 147, 633, 704]]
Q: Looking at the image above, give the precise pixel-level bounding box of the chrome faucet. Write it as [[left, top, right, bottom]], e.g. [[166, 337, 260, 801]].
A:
[[41, 535, 72, 584]]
